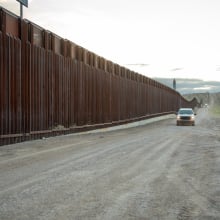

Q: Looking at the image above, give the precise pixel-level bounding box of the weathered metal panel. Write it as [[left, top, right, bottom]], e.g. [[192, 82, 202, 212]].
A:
[[43, 30, 51, 51], [2, 9, 19, 37], [29, 22, 44, 47], [83, 48, 88, 65], [75, 46, 84, 62], [68, 41, 77, 59], [51, 33, 62, 55]]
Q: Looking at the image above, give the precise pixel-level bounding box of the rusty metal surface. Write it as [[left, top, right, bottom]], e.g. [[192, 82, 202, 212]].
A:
[[0, 7, 198, 146]]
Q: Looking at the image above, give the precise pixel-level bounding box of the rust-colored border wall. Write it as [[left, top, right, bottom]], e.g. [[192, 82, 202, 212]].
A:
[[0, 7, 198, 146]]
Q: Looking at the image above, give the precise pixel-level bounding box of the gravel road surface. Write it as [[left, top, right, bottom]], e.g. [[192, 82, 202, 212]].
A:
[[0, 108, 220, 220]]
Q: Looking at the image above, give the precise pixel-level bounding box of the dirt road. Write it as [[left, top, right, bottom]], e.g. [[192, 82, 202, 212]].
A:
[[0, 108, 220, 220]]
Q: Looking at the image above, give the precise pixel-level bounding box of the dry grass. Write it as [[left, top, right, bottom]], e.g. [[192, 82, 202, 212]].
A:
[[210, 104, 220, 117]]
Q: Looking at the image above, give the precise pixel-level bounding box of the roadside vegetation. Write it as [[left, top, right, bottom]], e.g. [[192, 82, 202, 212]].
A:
[[209, 104, 220, 117]]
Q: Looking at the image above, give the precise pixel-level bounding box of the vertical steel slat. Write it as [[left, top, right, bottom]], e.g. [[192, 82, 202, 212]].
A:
[[78, 61, 84, 126], [104, 71, 108, 123], [44, 48, 48, 130], [60, 56, 64, 126], [33, 45, 37, 132], [119, 76, 123, 120], [65, 58, 70, 128], [20, 20, 29, 138], [48, 50, 53, 130], [76, 61, 81, 126], [51, 51, 55, 130], [9, 36, 14, 135], [54, 54, 59, 127], [62, 56, 66, 127], [115, 75, 119, 121], [66, 58, 70, 127], [124, 77, 128, 119], [83, 62, 87, 125], [59, 55, 63, 127], [14, 37, 22, 136], [101, 70, 105, 123], [30, 42, 33, 133], [93, 67, 97, 123], [99, 70, 103, 123], [92, 67, 96, 124], [69, 59, 75, 127], [32, 46, 39, 131], [98, 70, 103, 124], [0, 31, 3, 139], [38, 47, 42, 131], [107, 71, 111, 123], [36, 46, 40, 132], [103, 71, 108, 123], [122, 76, 126, 120], [39, 47, 43, 131], [107, 72, 112, 123], [111, 74, 116, 121], [80, 62, 85, 125], [26, 43, 31, 136], [58, 55, 62, 126], [64, 58, 68, 127], [32, 45, 37, 132], [73, 60, 78, 126], [87, 65, 92, 125], [85, 64, 89, 125], [58, 55, 62, 127], [21, 21, 30, 136], [116, 74, 120, 121], [82, 64, 87, 124], [30, 44, 34, 133], [95, 69, 99, 123], [44, 50, 49, 131], [41, 47, 46, 130], [3, 35, 9, 137]]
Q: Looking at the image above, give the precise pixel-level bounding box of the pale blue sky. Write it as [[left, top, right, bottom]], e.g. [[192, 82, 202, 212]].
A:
[[1, 0, 220, 81]]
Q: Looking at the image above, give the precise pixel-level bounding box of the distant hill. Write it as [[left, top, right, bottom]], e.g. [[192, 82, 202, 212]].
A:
[[183, 92, 220, 107], [153, 77, 220, 95]]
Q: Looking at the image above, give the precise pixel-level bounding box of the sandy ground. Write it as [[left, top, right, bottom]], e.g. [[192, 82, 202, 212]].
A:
[[0, 108, 220, 220]]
